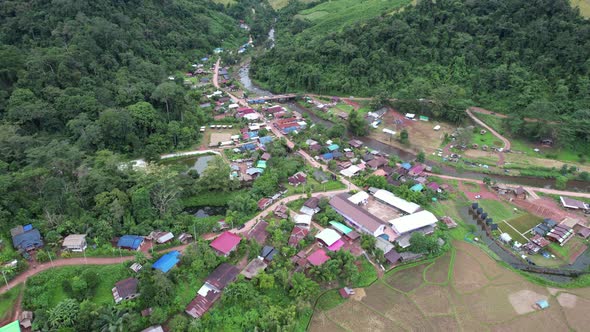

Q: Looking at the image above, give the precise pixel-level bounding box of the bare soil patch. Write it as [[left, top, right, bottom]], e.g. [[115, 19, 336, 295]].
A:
[[491, 304, 569, 332], [460, 284, 522, 323], [361, 282, 432, 331], [508, 289, 548, 315], [453, 249, 490, 293], [328, 300, 396, 332], [410, 284, 452, 315], [556, 292, 578, 308], [208, 129, 237, 146], [386, 263, 428, 293], [350, 287, 366, 301], [560, 295, 590, 332], [428, 315, 460, 332], [425, 252, 451, 284], [309, 312, 346, 332]]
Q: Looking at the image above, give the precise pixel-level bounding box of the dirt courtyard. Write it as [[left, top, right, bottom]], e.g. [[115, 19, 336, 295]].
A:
[[310, 240, 590, 331], [365, 198, 402, 222], [208, 130, 236, 146]]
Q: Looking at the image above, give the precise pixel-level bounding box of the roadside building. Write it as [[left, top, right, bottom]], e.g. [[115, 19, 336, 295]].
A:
[[288, 171, 307, 186], [210, 231, 241, 256], [117, 235, 144, 251], [257, 198, 272, 210], [293, 214, 312, 228], [373, 189, 421, 214], [300, 197, 320, 215], [62, 234, 87, 252], [11, 226, 43, 251], [560, 196, 589, 210], [112, 277, 140, 303], [241, 258, 267, 279], [307, 249, 330, 266], [274, 204, 289, 219], [152, 251, 181, 273], [246, 220, 269, 243]]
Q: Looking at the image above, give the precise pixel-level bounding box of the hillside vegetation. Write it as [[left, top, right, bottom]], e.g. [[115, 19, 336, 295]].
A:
[[253, 0, 590, 148]]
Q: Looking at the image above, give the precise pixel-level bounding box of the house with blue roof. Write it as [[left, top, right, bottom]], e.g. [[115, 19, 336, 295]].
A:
[[283, 127, 299, 134], [241, 143, 256, 151], [322, 153, 334, 161], [401, 162, 412, 170], [117, 235, 144, 251], [259, 136, 273, 145], [410, 183, 424, 192], [248, 131, 259, 139], [327, 144, 339, 152], [152, 251, 181, 273]]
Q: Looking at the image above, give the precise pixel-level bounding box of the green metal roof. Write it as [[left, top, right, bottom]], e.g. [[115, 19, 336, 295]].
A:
[[0, 321, 21, 332], [329, 221, 352, 234]]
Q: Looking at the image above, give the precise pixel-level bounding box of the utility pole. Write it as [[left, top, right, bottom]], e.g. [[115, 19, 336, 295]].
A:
[[48, 251, 54, 267]]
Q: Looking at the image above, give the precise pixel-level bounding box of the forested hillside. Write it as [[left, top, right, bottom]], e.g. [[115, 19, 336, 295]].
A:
[[0, 0, 250, 252], [253, 0, 590, 147]]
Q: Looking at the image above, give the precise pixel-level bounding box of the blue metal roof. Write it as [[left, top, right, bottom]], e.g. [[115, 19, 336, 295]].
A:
[[536, 299, 549, 309], [23, 224, 33, 231], [152, 251, 181, 273], [322, 153, 334, 160], [401, 162, 412, 170], [241, 143, 256, 151], [411, 184, 424, 192], [117, 235, 143, 250], [12, 229, 43, 250], [259, 136, 273, 144]]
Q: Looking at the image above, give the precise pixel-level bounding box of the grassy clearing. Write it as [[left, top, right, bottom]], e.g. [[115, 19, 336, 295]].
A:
[[0, 284, 22, 320], [315, 289, 346, 311], [571, 0, 590, 17], [463, 181, 480, 193], [354, 256, 378, 287], [505, 214, 543, 234], [477, 199, 519, 221], [296, 0, 412, 36]]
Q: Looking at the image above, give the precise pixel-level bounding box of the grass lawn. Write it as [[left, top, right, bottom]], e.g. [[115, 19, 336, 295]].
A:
[[354, 257, 378, 287], [0, 284, 22, 320], [286, 198, 306, 211], [497, 222, 528, 243], [473, 130, 503, 148], [504, 214, 543, 234], [477, 199, 520, 222], [572, 0, 590, 17], [286, 177, 345, 195]]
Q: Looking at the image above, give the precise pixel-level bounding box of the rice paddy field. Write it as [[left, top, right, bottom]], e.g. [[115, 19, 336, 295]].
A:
[[310, 241, 590, 331]]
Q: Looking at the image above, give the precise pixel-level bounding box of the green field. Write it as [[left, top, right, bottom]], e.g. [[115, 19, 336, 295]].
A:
[[477, 199, 520, 222], [295, 0, 413, 36]]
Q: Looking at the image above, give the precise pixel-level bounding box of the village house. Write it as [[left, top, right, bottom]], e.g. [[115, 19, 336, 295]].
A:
[[246, 220, 269, 243], [11, 225, 43, 251], [117, 235, 144, 251], [241, 258, 267, 279], [274, 204, 289, 219], [367, 157, 388, 170], [388, 210, 438, 237], [300, 197, 320, 215], [373, 189, 421, 214], [288, 171, 307, 186], [112, 277, 140, 303], [257, 197, 272, 210], [306, 249, 330, 266], [148, 231, 174, 244], [152, 251, 181, 273], [288, 226, 309, 247], [408, 164, 426, 177], [560, 196, 589, 211], [62, 234, 87, 252], [210, 231, 241, 256], [185, 263, 240, 318]]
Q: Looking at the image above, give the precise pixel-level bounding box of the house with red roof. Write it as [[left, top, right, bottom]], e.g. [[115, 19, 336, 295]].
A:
[[408, 164, 426, 177], [258, 197, 272, 210], [288, 226, 309, 247], [210, 232, 241, 256], [185, 263, 240, 318], [307, 249, 330, 266]]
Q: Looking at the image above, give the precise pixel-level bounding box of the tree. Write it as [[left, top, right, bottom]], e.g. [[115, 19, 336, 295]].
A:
[[96, 306, 131, 332], [348, 110, 368, 136], [289, 272, 319, 300], [416, 151, 425, 163], [483, 177, 491, 185], [555, 175, 568, 190], [48, 298, 80, 329], [409, 232, 440, 255], [400, 129, 409, 144], [151, 82, 186, 122]]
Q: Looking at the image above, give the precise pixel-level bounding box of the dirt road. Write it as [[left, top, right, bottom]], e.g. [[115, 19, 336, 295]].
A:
[[466, 108, 511, 151]]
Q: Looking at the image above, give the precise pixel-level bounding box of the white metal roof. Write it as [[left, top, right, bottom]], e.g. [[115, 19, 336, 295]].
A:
[[382, 128, 396, 135], [340, 165, 361, 177], [348, 191, 369, 205], [373, 189, 421, 214], [405, 113, 415, 119], [389, 210, 438, 234], [315, 228, 341, 246], [293, 214, 312, 226], [156, 232, 174, 244]]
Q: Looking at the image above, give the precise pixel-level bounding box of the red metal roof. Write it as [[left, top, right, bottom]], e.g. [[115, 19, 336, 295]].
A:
[[307, 249, 330, 266], [210, 232, 241, 255], [288, 226, 309, 246]]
